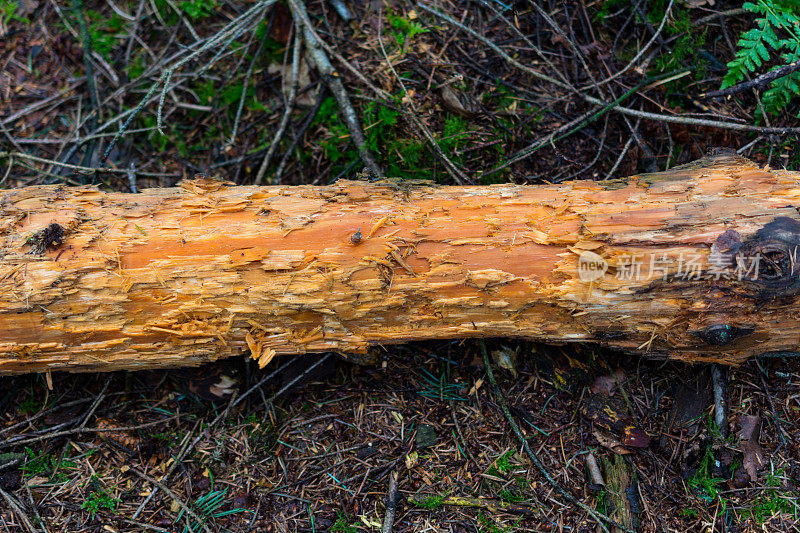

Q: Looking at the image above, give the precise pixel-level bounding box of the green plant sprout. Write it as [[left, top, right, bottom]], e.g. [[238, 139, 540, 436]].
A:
[[330, 511, 359, 533], [81, 477, 120, 519], [175, 487, 246, 533], [387, 10, 428, 47], [0, 0, 28, 25], [417, 367, 467, 402]]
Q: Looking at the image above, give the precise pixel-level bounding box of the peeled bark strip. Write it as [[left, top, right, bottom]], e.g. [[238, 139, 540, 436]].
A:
[[2, 155, 800, 375]]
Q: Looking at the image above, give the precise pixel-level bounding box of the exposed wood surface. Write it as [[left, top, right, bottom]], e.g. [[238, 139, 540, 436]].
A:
[[2, 155, 800, 375]]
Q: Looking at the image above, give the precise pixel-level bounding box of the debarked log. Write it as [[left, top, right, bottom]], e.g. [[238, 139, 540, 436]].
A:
[[2, 154, 800, 375]]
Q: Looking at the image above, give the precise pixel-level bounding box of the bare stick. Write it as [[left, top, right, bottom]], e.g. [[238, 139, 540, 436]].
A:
[[254, 29, 302, 185], [711, 365, 727, 438], [0, 151, 174, 177], [289, 0, 383, 178], [480, 341, 629, 533], [99, 0, 278, 165], [580, 0, 674, 90], [131, 355, 331, 520], [0, 487, 37, 533], [381, 471, 400, 533], [418, 1, 800, 139], [229, 25, 271, 148], [129, 468, 214, 533], [416, 2, 568, 90], [699, 61, 800, 99]]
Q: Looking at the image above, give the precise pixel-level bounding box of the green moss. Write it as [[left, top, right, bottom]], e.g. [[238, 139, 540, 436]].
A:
[[648, 3, 708, 88], [740, 470, 794, 524], [179, 0, 217, 20], [489, 450, 517, 476], [126, 52, 147, 80], [84, 10, 127, 60], [477, 511, 517, 533], [331, 512, 358, 533], [413, 494, 445, 509], [21, 447, 78, 483], [387, 9, 428, 47]]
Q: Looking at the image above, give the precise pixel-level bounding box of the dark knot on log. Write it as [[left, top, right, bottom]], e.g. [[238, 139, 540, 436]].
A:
[[694, 324, 755, 346], [712, 217, 800, 298]]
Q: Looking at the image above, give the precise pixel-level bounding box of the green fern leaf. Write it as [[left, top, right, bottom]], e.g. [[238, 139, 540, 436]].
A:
[[721, 0, 800, 114]]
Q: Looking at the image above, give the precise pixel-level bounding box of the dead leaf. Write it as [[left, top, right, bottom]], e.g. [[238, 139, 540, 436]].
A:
[[267, 57, 316, 107], [738, 415, 764, 482], [738, 414, 761, 441], [468, 378, 483, 395], [16, 0, 39, 16], [621, 424, 650, 448], [405, 451, 419, 469], [742, 440, 765, 483], [440, 85, 475, 118], [491, 347, 518, 378], [591, 368, 625, 395], [209, 374, 237, 398], [591, 375, 615, 395], [359, 514, 382, 528], [592, 428, 632, 455]]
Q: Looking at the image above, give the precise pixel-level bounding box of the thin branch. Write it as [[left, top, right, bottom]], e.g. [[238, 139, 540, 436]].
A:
[[377, 7, 469, 184], [581, 0, 674, 90], [129, 468, 213, 533], [229, 22, 272, 148], [0, 487, 37, 533], [381, 471, 400, 533], [254, 27, 301, 185], [699, 61, 800, 99], [289, 0, 384, 178], [0, 151, 176, 178], [416, 2, 570, 92], [99, 0, 278, 165]]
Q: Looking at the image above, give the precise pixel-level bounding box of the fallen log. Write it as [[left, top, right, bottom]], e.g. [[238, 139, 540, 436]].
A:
[[1, 154, 799, 375]]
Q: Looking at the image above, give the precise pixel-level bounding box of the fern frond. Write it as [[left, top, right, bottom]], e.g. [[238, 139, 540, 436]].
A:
[[721, 0, 800, 115]]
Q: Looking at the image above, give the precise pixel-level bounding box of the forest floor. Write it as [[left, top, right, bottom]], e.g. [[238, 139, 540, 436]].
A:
[[2, 0, 800, 531]]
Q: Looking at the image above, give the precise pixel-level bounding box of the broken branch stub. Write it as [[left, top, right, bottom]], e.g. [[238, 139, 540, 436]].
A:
[[1, 155, 800, 375]]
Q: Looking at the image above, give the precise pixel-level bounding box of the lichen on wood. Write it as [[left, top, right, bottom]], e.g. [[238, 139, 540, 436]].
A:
[[1, 155, 800, 375]]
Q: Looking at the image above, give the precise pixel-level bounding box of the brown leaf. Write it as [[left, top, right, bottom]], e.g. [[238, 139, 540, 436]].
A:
[[16, 0, 39, 16], [591, 375, 616, 395], [592, 428, 632, 455], [738, 415, 764, 483], [439, 85, 475, 118], [621, 425, 651, 448], [591, 369, 625, 395], [738, 414, 761, 442], [742, 440, 765, 483]]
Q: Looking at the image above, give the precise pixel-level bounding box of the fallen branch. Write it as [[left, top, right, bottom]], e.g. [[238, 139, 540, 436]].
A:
[[2, 155, 800, 375], [288, 0, 383, 179], [698, 61, 800, 100]]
